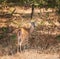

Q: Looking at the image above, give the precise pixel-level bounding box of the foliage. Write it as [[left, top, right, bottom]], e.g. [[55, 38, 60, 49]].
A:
[[1, 27, 8, 33], [0, 34, 4, 39], [0, 0, 4, 3], [0, 0, 60, 11], [55, 35, 60, 40], [10, 34, 16, 40]]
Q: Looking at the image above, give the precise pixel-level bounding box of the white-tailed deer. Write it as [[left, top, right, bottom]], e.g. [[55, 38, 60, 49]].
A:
[[17, 21, 36, 52]]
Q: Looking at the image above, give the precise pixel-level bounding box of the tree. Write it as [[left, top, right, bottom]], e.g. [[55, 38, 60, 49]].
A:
[[56, 0, 60, 13]]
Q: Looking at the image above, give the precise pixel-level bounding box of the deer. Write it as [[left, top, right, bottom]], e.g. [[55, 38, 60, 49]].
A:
[[17, 21, 36, 52]]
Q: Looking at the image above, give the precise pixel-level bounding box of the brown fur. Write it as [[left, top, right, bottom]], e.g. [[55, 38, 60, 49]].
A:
[[17, 23, 35, 52]]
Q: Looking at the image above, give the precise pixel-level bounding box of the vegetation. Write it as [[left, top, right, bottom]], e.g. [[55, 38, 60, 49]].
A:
[[0, 0, 60, 58]]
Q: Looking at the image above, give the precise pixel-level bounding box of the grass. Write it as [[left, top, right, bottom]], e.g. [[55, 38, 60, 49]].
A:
[[1, 27, 8, 33], [10, 34, 17, 40], [0, 34, 4, 39], [55, 35, 60, 40]]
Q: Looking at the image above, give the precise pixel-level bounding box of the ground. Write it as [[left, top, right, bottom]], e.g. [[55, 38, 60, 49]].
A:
[[0, 6, 60, 59], [0, 49, 59, 59]]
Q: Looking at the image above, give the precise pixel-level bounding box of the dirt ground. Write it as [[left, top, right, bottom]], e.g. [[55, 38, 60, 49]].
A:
[[0, 49, 59, 59], [0, 6, 60, 59]]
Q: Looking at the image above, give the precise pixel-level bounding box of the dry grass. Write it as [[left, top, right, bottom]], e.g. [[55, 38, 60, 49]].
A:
[[0, 6, 60, 59], [0, 49, 59, 59]]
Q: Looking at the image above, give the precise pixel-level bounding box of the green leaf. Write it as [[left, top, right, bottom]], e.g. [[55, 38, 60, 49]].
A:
[[2, 27, 8, 33], [0, 34, 3, 39], [55, 35, 60, 40], [10, 34, 16, 40]]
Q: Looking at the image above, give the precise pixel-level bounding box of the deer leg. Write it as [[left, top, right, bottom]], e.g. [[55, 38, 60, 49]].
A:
[[17, 45, 20, 52], [17, 38, 22, 52], [19, 42, 22, 52], [17, 43, 22, 52], [24, 38, 29, 51]]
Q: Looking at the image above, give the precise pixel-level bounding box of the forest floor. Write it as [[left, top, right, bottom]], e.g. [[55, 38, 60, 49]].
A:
[[0, 50, 59, 59], [0, 6, 60, 59]]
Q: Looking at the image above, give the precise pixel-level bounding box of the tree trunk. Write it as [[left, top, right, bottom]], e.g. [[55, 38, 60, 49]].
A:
[[31, 4, 35, 19]]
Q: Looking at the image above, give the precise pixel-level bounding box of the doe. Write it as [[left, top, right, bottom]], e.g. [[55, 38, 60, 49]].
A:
[[17, 22, 36, 52]]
